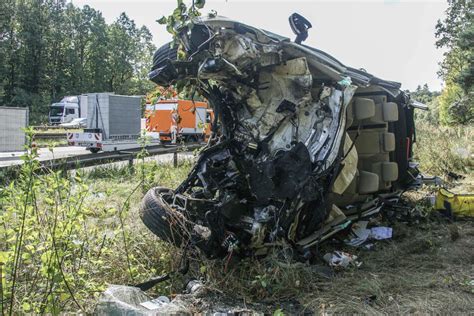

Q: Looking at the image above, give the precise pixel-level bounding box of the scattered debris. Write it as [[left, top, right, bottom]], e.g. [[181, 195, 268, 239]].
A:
[[140, 296, 171, 310], [434, 188, 474, 218], [345, 220, 392, 247], [323, 251, 362, 269], [94, 283, 306, 315], [345, 221, 370, 247], [370, 226, 393, 240], [362, 243, 376, 251], [94, 285, 186, 315]]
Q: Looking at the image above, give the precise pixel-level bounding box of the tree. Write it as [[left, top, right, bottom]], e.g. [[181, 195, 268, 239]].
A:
[[0, 1, 156, 124], [435, 0, 473, 125], [410, 84, 441, 124], [106, 13, 155, 94]]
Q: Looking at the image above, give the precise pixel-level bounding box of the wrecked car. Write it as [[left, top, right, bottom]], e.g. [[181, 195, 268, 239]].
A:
[[140, 14, 422, 260]]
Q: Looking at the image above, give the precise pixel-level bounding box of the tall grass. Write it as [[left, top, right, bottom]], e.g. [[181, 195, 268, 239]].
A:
[[0, 133, 193, 313], [413, 122, 473, 177]]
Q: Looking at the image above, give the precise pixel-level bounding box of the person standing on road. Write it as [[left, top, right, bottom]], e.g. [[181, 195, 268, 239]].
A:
[[171, 109, 179, 144]]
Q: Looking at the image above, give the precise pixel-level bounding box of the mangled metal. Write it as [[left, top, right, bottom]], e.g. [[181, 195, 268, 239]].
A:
[[141, 15, 420, 259]]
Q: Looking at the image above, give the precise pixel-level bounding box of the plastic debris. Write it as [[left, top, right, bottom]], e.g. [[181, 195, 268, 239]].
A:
[[369, 227, 393, 240], [337, 76, 352, 87], [323, 251, 361, 268], [435, 188, 474, 217], [345, 221, 393, 246], [140, 296, 171, 310], [345, 221, 370, 246], [186, 279, 204, 294], [94, 285, 188, 315]]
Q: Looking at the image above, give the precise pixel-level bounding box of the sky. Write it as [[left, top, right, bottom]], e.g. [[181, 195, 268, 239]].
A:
[[71, 0, 449, 91]]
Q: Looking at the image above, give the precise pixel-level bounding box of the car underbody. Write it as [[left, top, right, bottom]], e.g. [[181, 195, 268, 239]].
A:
[[141, 16, 422, 260]]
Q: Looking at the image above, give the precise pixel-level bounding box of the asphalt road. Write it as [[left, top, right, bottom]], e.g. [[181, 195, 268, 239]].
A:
[[0, 146, 89, 168], [0, 146, 196, 169]]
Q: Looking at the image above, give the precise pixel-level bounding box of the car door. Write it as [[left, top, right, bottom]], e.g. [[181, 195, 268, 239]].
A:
[[64, 108, 76, 123]]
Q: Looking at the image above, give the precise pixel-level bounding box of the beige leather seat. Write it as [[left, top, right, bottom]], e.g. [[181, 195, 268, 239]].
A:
[[346, 97, 375, 127], [344, 170, 380, 195], [350, 130, 395, 157]]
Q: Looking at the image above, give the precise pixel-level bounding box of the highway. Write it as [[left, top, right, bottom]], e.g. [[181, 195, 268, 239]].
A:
[[0, 144, 201, 171], [0, 146, 89, 168]]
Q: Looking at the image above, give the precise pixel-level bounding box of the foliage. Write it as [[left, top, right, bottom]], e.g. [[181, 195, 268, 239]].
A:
[[146, 86, 178, 105], [0, 132, 195, 312], [0, 0, 156, 124], [435, 0, 473, 125], [156, 0, 207, 43], [410, 84, 441, 124], [438, 83, 473, 125], [156, 0, 215, 96], [413, 122, 473, 177], [435, 0, 474, 92]]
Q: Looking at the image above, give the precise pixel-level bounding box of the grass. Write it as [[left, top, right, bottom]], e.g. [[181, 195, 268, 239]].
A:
[[414, 122, 473, 178], [300, 219, 474, 314], [0, 151, 193, 313], [185, 209, 473, 314], [1, 123, 473, 313]]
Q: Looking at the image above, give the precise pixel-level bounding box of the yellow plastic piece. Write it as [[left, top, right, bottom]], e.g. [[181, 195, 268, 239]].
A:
[[435, 188, 474, 217]]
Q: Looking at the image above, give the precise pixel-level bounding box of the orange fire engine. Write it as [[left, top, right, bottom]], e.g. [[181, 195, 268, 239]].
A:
[[145, 99, 213, 143]]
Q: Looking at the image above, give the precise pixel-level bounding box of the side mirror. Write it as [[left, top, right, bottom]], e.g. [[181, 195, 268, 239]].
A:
[[289, 13, 312, 44]]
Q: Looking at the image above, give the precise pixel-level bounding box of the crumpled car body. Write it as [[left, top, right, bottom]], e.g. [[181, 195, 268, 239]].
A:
[[140, 16, 420, 259]]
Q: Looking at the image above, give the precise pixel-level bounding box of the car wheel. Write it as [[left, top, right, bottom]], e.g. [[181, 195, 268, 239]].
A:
[[140, 187, 186, 247]]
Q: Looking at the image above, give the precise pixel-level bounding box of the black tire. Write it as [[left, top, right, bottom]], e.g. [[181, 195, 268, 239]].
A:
[[149, 42, 178, 86], [89, 148, 100, 154], [152, 42, 177, 70], [139, 187, 185, 247]]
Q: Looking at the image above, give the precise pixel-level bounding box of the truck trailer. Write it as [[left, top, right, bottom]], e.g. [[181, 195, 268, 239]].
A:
[[0, 107, 29, 152], [67, 93, 158, 152]]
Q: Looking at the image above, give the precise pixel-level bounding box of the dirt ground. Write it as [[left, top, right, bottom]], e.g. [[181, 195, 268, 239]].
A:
[[301, 219, 474, 314], [166, 217, 473, 315]]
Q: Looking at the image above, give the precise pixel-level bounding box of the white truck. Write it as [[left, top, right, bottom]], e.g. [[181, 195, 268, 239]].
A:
[[67, 93, 159, 153], [49, 95, 88, 125]]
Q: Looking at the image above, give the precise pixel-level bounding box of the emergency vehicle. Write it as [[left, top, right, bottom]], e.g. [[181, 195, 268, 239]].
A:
[[145, 99, 213, 143]]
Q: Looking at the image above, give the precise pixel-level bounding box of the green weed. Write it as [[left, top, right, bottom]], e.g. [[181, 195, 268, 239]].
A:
[[0, 130, 190, 313]]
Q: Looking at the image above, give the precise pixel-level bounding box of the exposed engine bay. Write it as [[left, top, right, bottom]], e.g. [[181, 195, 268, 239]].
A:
[[141, 15, 422, 260]]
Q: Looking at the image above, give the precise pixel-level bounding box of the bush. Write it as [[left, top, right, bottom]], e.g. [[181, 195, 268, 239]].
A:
[[0, 134, 193, 313], [413, 122, 473, 177], [438, 83, 473, 125]]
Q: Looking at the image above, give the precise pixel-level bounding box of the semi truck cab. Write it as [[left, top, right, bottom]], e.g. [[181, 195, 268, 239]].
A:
[[49, 95, 88, 125], [49, 102, 79, 125]]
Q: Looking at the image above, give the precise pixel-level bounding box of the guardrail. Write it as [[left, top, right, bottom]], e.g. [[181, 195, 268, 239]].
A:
[[31, 125, 80, 130], [0, 143, 202, 179], [33, 132, 67, 140]]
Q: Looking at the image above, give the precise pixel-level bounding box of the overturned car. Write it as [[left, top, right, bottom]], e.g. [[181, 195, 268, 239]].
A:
[[140, 15, 422, 260]]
